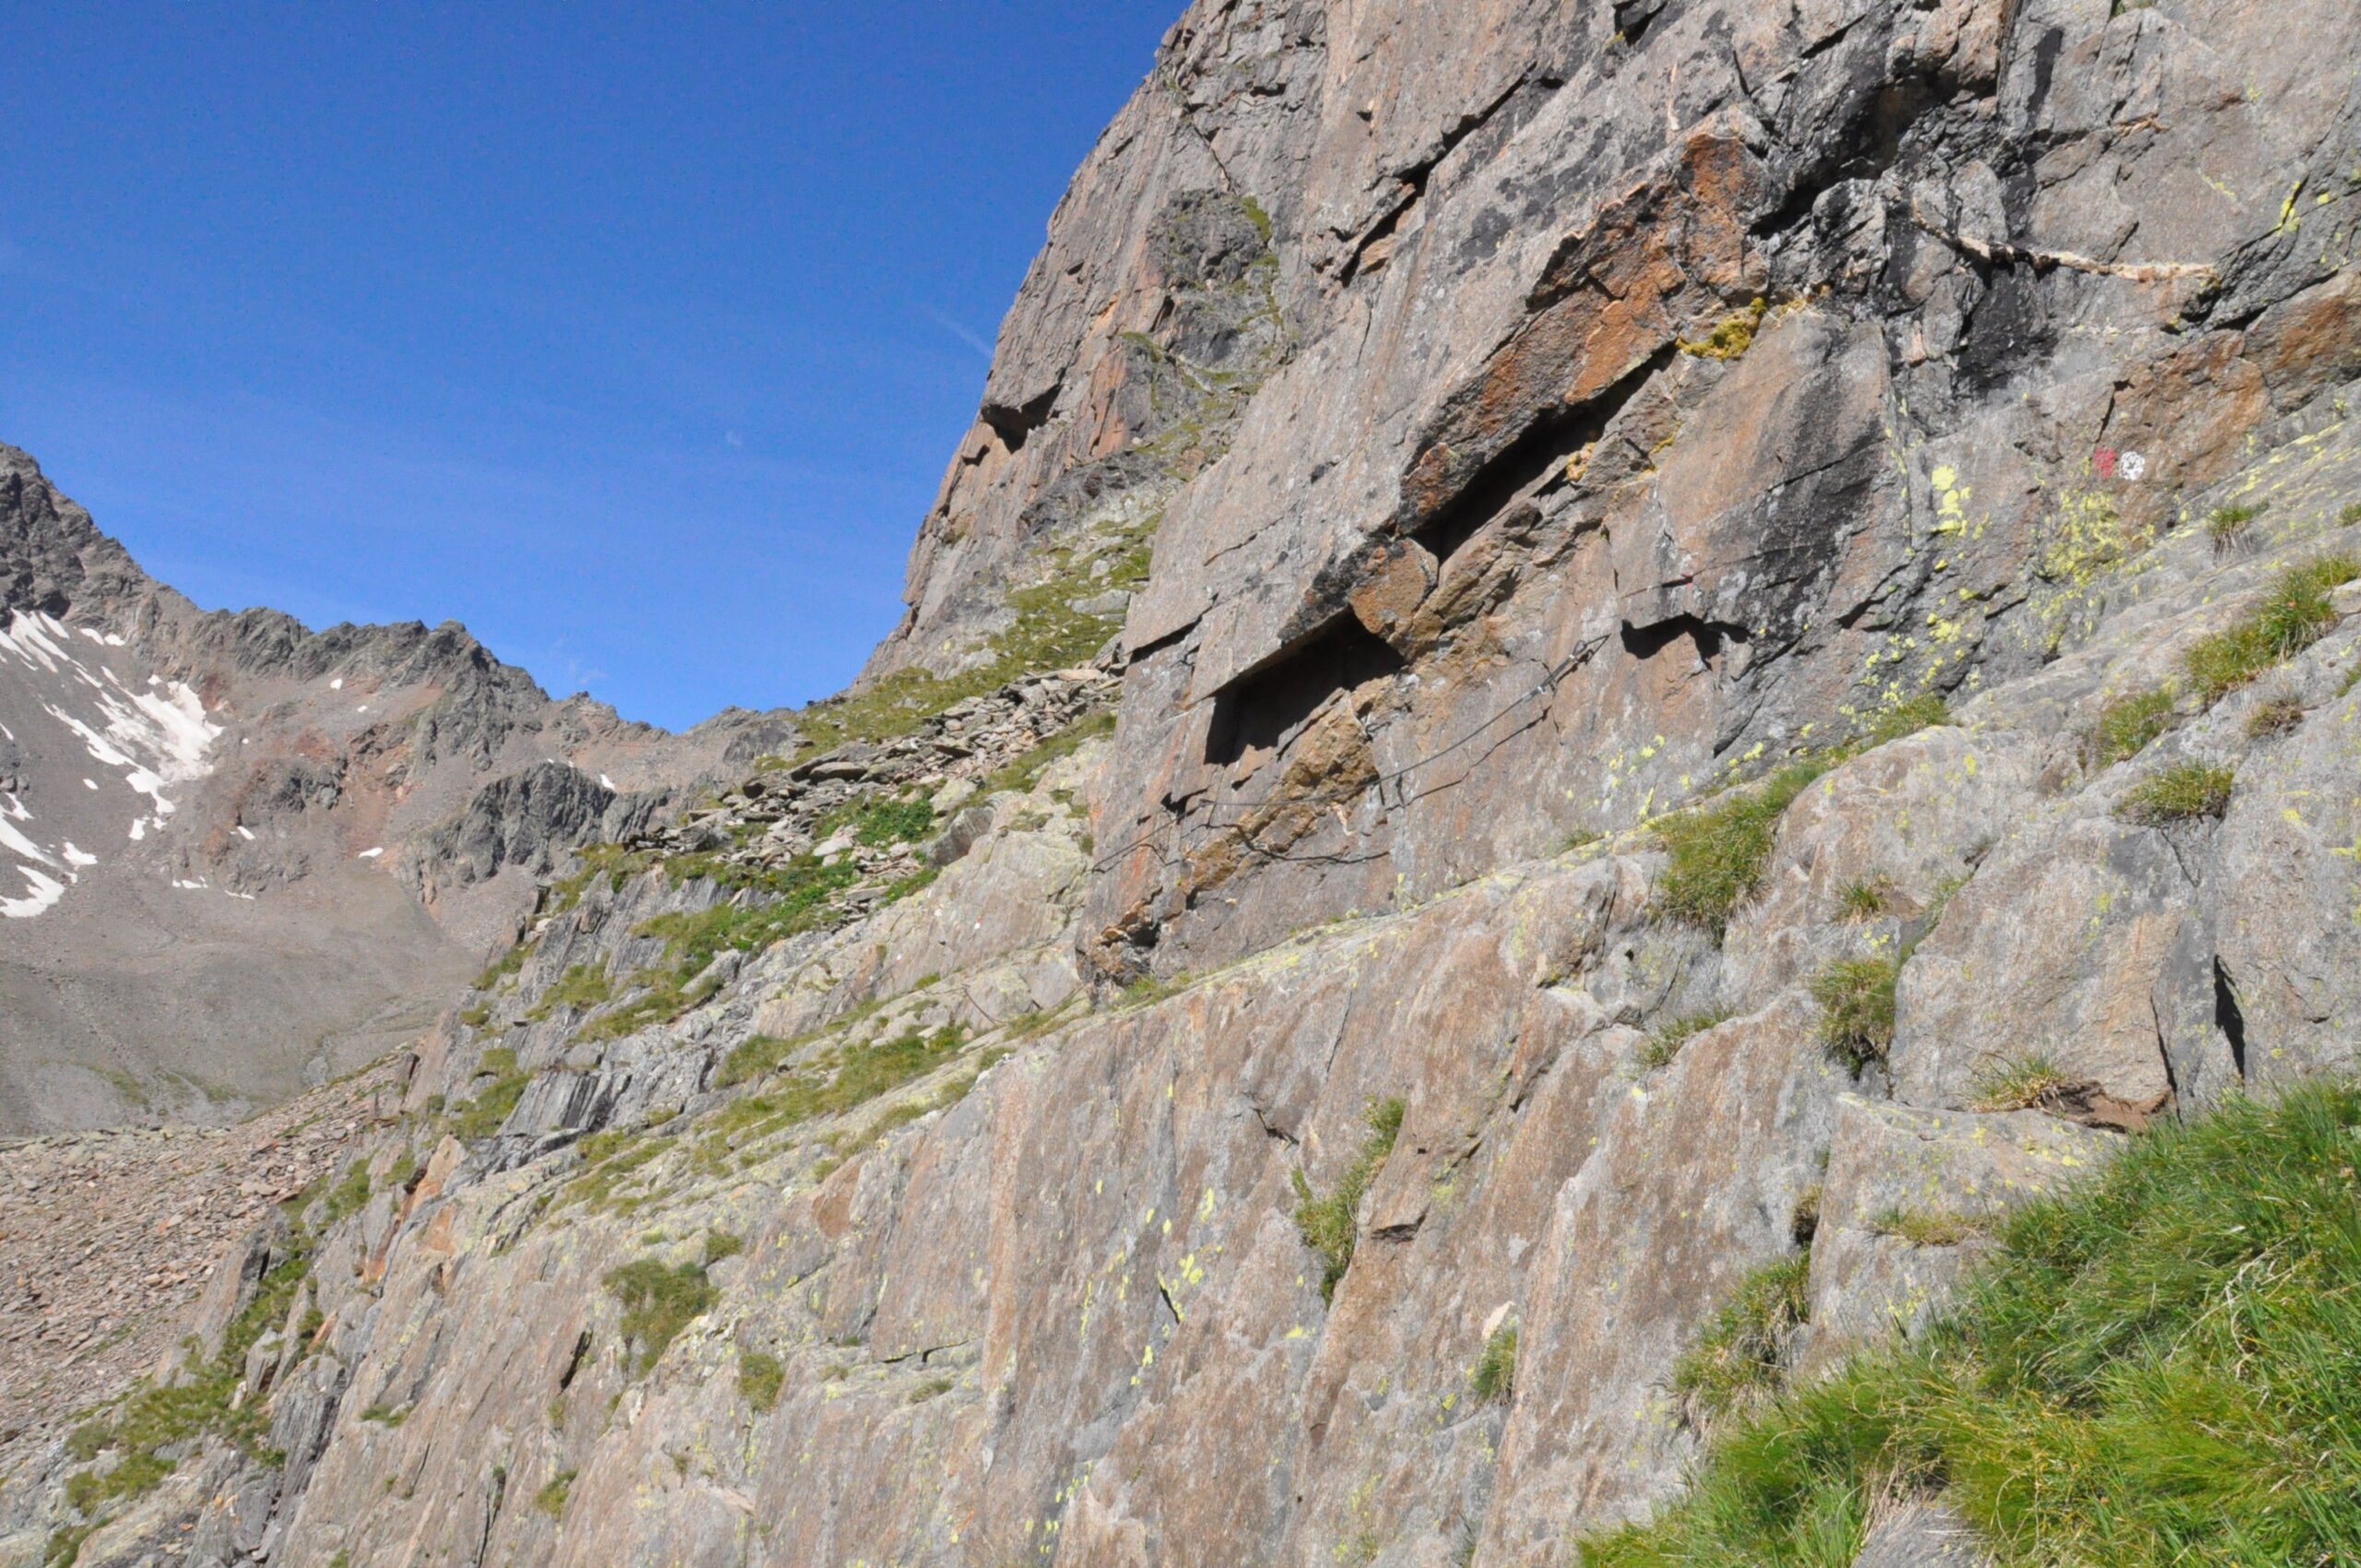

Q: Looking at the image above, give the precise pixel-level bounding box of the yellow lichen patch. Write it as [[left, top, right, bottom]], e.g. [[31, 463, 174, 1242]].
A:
[[1928, 463, 1979, 540], [2038, 487, 2152, 585], [1678, 297, 1769, 360]]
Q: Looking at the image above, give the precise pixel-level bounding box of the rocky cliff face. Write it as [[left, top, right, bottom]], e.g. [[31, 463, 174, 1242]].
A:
[[8, 0, 2361, 1563], [0, 447, 793, 1131]]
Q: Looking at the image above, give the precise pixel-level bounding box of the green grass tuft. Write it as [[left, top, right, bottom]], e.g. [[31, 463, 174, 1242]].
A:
[[2183, 552, 2359, 705], [709, 1023, 970, 1146], [1655, 760, 1831, 938], [533, 964, 613, 1016], [1812, 956, 1898, 1071], [470, 939, 533, 993], [1857, 694, 1952, 749], [714, 1030, 814, 1089], [1470, 1324, 1519, 1404], [1669, 1253, 1813, 1425], [603, 1258, 719, 1376], [566, 861, 878, 1046], [1641, 1009, 1734, 1071], [1291, 1098, 1407, 1303], [781, 546, 1139, 765], [1869, 1206, 1982, 1247], [1580, 1079, 2361, 1568], [843, 794, 934, 848], [1835, 875, 1895, 921], [534, 1469, 575, 1517], [56, 1232, 312, 1522], [980, 708, 1117, 797], [2117, 762, 2235, 826], [1969, 1052, 2079, 1113], [2245, 694, 2306, 738], [43, 1525, 96, 1568], [445, 1050, 529, 1142], [737, 1349, 786, 1411], [2087, 688, 2177, 766], [321, 1160, 372, 1224], [2205, 501, 2265, 548]]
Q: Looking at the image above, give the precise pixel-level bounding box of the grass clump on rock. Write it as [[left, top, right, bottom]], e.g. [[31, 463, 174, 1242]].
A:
[[569, 863, 873, 1046], [1812, 956, 1898, 1071], [1291, 1097, 1406, 1303], [2245, 693, 2306, 738], [2117, 761, 2235, 825], [737, 1349, 786, 1411], [2086, 688, 2177, 765], [1968, 1052, 2078, 1113], [2205, 500, 2265, 550], [847, 793, 934, 847], [446, 1046, 529, 1142], [1669, 1253, 1812, 1424], [2183, 552, 2359, 705], [1655, 700, 1956, 940], [56, 1234, 315, 1526], [1581, 1079, 2361, 1568], [1869, 1206, 1981, 1248], [1835, 875, 1895, 921], [1655, 760, 1831, 938], [604, 1257, 719, 1376], [1641, 1009, 1733, 1071], [1855, 694, 1950, 749], [1470, 1324, 1519, 1404], [980, 708, 1117, 797], [533, 1469, 576, 1516], [715, 1023, 968, 1137]]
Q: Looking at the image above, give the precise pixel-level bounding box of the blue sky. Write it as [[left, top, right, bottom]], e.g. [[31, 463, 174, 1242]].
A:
[[0, 2, 1177, 729]]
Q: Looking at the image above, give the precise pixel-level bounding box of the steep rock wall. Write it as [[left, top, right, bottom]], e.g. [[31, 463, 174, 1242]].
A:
[[10, 1, 2361, 1565]]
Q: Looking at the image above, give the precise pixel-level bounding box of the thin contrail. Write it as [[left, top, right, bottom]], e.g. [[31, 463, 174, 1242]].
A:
[[920, 306, 994, 360]]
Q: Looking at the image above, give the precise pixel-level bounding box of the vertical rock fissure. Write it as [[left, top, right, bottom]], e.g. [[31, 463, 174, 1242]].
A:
[[2214, 957, 2249, 1082]]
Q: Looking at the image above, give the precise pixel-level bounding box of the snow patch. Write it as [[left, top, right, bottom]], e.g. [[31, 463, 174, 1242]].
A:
[[600, 773, 617, 790], [42, 659, 221, 821], [236, 825, 255, 840], [0, 814, 53, 865], [1, 613, 229, 908], [330, 678, 343, 690], [0, 865, 66, 918], [358, 847, 385, 860], [0, 612, 76, 674]]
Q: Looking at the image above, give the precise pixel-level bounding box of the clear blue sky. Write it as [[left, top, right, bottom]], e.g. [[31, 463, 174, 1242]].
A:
[[0, 2, 1176, 730]]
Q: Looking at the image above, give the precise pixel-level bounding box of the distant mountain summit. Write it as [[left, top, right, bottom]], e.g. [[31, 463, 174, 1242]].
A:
[[0, 444, 795, 1130]]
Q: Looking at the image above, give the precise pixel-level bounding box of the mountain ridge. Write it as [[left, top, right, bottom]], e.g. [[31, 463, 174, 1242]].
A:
[[0, 443, 797, 1131]]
